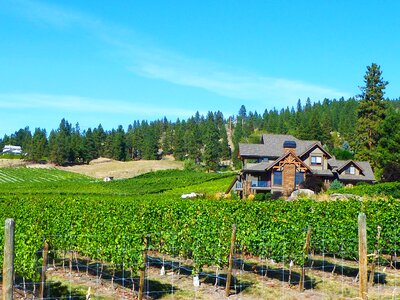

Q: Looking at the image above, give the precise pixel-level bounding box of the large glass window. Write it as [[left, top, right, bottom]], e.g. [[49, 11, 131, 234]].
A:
[[273, 171, 282, 186], [311, 156, 322, 165], [295, 171, 305, 185]]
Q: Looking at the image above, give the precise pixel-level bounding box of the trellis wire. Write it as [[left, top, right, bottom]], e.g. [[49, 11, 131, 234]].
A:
[[3, 226, 400, 299]]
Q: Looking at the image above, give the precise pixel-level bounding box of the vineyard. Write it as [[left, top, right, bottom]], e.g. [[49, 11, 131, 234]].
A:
[[1, 167, 400, 299], [0, 167, 91, 184]]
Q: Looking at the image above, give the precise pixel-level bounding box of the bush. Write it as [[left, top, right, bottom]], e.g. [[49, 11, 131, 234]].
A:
[[254, 193, 273, 201], [254, 193, 265, 201], [230, 190, 239, 200], [329, 179, 343, 190], [184, 159, 200, 171], [300, 175, 324, 193]]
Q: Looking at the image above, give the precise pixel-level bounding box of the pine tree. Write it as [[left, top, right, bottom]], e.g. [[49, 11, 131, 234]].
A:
[[28, 128, 47, 161], [203, 113, 220, 171], [185, 119, 202, 162], [173, 120, 186, 161], [113, 125, 127, 161], [376, 108, 400, 174], [49, 119, 72, 165], [219, 124, 231, 160], [232, 119, 243, 169], [83, 128, 97, 162], [142, 125, 159, 160], [238, 105, 247, 118], [355, 63, 388, 164]]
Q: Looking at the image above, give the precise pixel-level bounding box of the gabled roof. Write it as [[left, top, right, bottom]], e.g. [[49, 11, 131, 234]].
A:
[[262, 134, 319, 157], [239, 133, 322, 158], [238, 143, 268, 157], [243, 161, 274, 172], [327, 159, 375, 182], [297, 142, 332, 159], [336, 160, 365, 174], [265, 151, 312, 172]]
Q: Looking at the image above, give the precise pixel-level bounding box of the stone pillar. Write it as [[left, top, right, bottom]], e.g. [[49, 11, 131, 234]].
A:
[[283, 164, 296, 196]]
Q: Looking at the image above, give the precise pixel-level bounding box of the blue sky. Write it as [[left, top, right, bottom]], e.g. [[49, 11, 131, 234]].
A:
[[1, 0, 400, 136]]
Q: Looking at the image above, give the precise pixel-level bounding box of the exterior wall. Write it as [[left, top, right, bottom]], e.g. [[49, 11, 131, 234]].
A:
[[243, 172, 272, 195], [303, 148, 327, 170], [339, 164, 361, 176]]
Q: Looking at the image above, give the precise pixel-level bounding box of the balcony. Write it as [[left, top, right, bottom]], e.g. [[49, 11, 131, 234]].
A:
[[235, 181, 243, 190], [251, 180, 271, 189]]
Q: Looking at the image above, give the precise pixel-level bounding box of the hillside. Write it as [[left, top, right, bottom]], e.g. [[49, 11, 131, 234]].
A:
[[0, 157, 184, 179], [58, 157, 184, 179]]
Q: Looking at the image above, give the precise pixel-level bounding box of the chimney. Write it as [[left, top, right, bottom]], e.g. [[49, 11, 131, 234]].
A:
[[283, 140, 296, 153]]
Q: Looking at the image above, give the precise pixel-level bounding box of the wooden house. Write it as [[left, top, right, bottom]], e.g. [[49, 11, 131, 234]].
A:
[[227, 134, 375, 198]]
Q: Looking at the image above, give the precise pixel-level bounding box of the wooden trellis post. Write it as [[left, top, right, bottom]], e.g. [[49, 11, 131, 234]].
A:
[[299, 226, 311, 292], [358, 213, 368, 300], [138, 235, 150, 300], [39, 240, 49, 299], [226, 224, 237, 297], [3, 218, 15, 300]]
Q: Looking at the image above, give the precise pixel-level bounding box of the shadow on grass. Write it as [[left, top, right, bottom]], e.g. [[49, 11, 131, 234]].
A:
[[234, 258, 316, 289], [309, 258, 387, 284], [146, 256, 253, 294]]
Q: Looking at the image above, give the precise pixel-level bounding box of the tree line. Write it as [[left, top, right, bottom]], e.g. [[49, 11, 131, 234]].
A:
[[1, 64, 399, 179], [0, 111, 231, 171]]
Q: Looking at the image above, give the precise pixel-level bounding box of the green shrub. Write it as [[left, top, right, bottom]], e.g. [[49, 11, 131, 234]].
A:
[[230, 190, 239, 200], [329, 179, 344, 190], [183, 159, 199, 171], [254, 193, 265, 201], [254, 192, 273, 201]]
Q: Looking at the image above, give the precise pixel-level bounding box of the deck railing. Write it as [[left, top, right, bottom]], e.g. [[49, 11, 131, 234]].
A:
[[251, 180, 271, 188], [235, 181, 243, 189]]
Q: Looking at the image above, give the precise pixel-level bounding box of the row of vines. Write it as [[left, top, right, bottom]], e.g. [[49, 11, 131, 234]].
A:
[[334, 181, 400, 199], [0, 168, 232, 196], [1, 193, 399, 280]]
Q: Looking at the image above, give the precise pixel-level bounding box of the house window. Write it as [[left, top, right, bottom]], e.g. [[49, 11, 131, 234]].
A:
[[345, 165, 356, 175], [273, 171, 282, 186], [311, 156, 322, 165], [295, 171, 305, 185]]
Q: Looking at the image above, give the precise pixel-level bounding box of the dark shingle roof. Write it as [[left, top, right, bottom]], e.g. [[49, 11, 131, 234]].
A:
[[243, 161, 274, 172], [312, 169, 334, 177], [327, 158, 339, 168], [239, 134, 321, 158], [238, 143, 268, 157], [328, 159, 375, 182]]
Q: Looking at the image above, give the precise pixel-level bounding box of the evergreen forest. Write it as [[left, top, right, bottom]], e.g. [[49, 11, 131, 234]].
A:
[[1, 64, 399, 180]]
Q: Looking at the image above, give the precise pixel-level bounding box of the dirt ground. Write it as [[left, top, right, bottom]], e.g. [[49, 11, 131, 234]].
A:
[[58, 157, 184, 179], [0, 159, 31, 168], [0, 158, 184, 179], [2, 253, 399, 300]]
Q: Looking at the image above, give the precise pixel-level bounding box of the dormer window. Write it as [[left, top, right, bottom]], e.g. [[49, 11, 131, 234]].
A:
[[311, 156, 322, 165], [345, 165, 356, 175]]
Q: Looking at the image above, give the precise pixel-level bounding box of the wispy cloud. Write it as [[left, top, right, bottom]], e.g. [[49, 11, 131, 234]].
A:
[[0, 93, 198, 118], [4, 0, 350, 104], [135, 61, 347, 101], [6, 0, 99, 29]]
